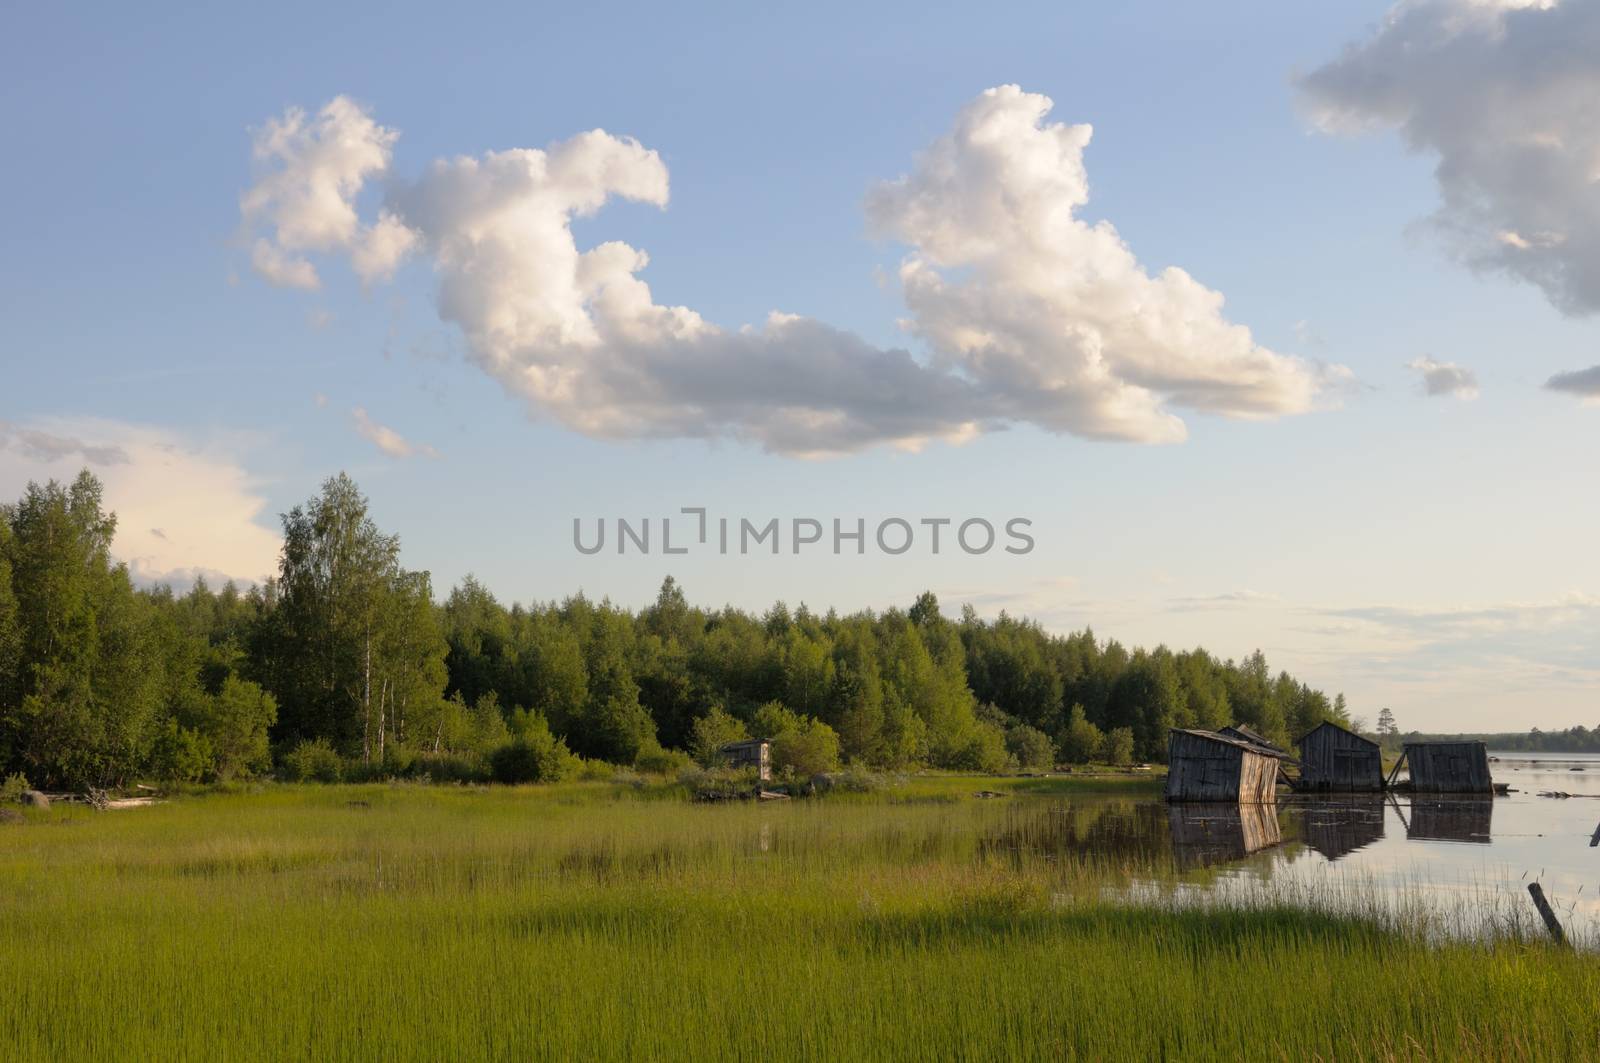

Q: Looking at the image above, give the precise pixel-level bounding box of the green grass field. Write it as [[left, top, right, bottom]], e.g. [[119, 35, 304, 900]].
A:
[[3, 780, 1596, 1061]]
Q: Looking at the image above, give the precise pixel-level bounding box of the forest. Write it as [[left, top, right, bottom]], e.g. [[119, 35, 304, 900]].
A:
[[0, 470, 1353, 790]]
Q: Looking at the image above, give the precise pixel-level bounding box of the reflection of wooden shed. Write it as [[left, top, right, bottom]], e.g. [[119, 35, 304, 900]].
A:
[[1167, 803, 1282, 869], [1404, 797, 1492, 844], [1297, 722, 1384, 792], [1219, 725, 1286, 755], [1164, 729, 1291, 804], [1399, 741, 1492, 794], [720, 738, 771, 782], [1299, 797, 1386, 861]]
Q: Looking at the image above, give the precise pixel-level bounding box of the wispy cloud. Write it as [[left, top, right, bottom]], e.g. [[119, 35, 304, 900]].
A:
[[1406, 356, 1479, 400], [351, 406, 437, 459], [1546, 365, 1600, 405]]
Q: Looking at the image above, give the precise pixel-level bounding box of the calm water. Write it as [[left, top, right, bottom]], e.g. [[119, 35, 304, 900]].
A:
[[996, 753, 1600, 939]]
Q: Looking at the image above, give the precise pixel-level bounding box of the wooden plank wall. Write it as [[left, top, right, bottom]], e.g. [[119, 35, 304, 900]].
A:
[[1405, 742, 1492, 793], [1298, 725, 1383, 792]]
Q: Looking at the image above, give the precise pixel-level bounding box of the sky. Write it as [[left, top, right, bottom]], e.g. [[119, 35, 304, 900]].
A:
[[2, 0, 1597, 732]]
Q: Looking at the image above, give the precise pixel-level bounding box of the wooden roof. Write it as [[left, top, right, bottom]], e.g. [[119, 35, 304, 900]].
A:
[[1219, 724, 1287, 754], [1297, 720, 1379, 749], [1169, 728, 1295, 760]]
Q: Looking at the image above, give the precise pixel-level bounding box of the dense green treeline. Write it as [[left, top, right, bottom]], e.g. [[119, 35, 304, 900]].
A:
[[0, 470, 1350, 789]]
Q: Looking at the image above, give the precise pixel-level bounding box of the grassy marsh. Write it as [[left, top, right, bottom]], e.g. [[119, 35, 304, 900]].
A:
[[2, 781, 1596, 1061]]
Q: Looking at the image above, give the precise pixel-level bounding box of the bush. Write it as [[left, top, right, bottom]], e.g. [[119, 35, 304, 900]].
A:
[[574, 758, 616, 781], [1, 772, 29, 804], [405, 751, 488, 784], [689, 706, 749, 767], [149, 719, 214, 783], [278, 738, 344, 784], [634, 741, 693, 776], [1005, 724, 1057, 772], [489, 717, 577, 784], [1058, 705, 1104, 765], [1102, 727, 1136, 766]]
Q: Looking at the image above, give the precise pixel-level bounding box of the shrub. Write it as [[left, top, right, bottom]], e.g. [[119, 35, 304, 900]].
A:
[[1005, 724, 1056, 772], [689, 706, 748, 767], [278, 738, 343, 783], [634, 741, 693, 776], [489, 716, 577, 784], [405, 751, 488, 784], [1, 772, 29, 804], [771, 720, 842, 777], [1058, 704, 1104, 765], [149, 719, 214, 783], [1102, 727, 1136, 766], [574, 758, 616, 781]]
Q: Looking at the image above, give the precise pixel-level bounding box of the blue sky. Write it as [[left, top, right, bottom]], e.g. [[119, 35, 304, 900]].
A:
[[2, 0, 1597, 731]]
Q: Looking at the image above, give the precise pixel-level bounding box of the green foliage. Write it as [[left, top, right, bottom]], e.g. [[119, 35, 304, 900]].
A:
[[489, 713, 576, 784], [148, 719, 213, 783], [1058, 704, 1105, 765], [1, 771, 28, 803], [278, 738, 343, 784], [633, 741, 693, 776], [1004, 723, 1056, 771], [688, 705, 748, 766], [754, 702, 842, 777], [0, 471, 1346, 787], [1101, 726, 1136, 766]]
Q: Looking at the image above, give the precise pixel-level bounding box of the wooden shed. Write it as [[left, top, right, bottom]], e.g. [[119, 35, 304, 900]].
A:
[[1399, 741, 1492, 794], [719, 738, 771, 782], [1296, 722, 1384, 792], [1218, 724, 1286, 755], [1164, 729, 1290, 804]]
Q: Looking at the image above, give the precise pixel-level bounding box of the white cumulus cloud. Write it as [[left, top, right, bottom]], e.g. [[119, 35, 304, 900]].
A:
[[1301, 0, 1600, 315], [1406, 356, 1480, 399], [0, 418, 281, 587], [241, 88, 1346, 455]]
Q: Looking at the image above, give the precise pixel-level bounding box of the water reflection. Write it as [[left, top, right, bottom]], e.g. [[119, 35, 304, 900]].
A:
[[969, 752, 1600, 940], [1299, 797, 1385, 861], [1401, 797, 1493, 844], [1167, 803, 1283, 869]]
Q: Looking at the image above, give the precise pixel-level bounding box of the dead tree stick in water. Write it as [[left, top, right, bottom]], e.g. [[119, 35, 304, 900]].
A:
[[1528, 882, 1567, 945], [1591, 822, 1600, 848]]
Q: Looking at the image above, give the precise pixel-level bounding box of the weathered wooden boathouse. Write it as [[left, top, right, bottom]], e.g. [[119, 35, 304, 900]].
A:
[[1164, 729, 1291, 803], [1394, 741, 1492, 794], [1296, 721, 1384, 792]]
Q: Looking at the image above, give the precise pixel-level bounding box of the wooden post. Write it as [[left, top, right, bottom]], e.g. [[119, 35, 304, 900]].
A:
[[1590, 821, 1600, 848], [1384, 750, 1407, 791], [1528, 882, 1567, 945]]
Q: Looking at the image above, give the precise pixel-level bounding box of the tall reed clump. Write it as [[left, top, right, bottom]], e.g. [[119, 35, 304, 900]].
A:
[[1, 783, 1595, 1061]]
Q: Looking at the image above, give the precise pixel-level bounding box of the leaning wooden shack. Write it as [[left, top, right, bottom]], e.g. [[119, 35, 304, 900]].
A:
[[1164, 729, 1291, 804], [1296, 721, 1384, 792], [1397, 741, 1492, 794]]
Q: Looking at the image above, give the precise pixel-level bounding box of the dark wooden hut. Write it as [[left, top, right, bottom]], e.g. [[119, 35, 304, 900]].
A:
[[1400, 741, 1492, 794], [1218, 724, 1287, 755], [1164, 729, 1290, 803], [1166, 803, 1282, 869], [1296, 722, 1383, 792], [719, 738, 771, 782]]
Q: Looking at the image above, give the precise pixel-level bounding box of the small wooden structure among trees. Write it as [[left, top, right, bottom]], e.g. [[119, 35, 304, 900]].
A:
[[720, 738, 771, 782], [1296, 722, 1384, 792], [1164, 729, 1291, 803], [1393, 741, 1493, 794]]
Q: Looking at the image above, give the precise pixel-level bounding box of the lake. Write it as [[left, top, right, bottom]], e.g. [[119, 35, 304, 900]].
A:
[[987, 752, 1600, 941]]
